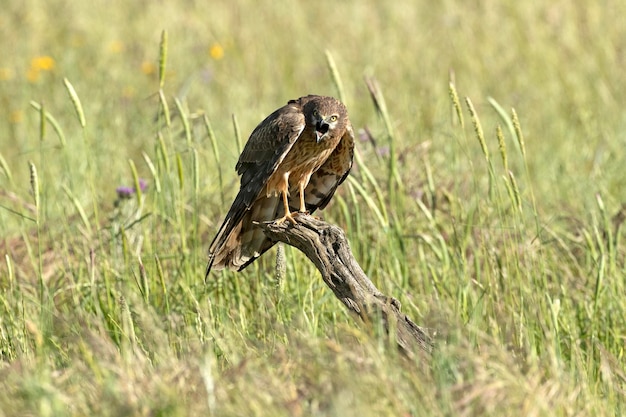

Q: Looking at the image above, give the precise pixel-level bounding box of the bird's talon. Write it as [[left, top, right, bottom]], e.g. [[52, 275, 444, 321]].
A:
[[275, 212, 298, 225]]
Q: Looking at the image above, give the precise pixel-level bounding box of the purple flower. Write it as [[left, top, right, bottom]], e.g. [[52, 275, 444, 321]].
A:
[[358, 127, 377, 147], [116, 186, 134, 199], [376, 146, 390, 158], [116, 179, 148, 199]]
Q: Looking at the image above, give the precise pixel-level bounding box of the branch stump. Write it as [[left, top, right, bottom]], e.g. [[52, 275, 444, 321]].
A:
[[258, 214, 433, 356]]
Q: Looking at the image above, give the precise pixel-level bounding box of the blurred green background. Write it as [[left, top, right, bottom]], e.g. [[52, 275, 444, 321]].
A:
[[3, 0, 625, 210], [1, 1, 626, 416]]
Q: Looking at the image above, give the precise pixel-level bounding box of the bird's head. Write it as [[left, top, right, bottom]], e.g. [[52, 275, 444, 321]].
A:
[[304, 97, 348, 143], [312, 110, 340, 142]]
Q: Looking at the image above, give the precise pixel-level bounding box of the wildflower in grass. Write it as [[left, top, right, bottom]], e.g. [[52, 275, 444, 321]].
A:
[[116, 186, 134, 199], [141, 61, 156, 76], [376, 145, 390, 158], [27, 55, 56, 83], [116, 179, 148, 199], [32, 56, 55, 71], [209, 43, 224, 60], [358, 127, 377, 146], [107, 40, 124, 54], [358, 127, 388, 157], [10, 110, 23, 124]]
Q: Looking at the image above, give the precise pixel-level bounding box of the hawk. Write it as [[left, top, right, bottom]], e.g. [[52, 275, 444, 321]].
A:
[[206, 95, 354, 274]]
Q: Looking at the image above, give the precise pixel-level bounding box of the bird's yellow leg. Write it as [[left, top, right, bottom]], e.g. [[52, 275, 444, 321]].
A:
[[278, 191, 297, 224], [275, 172, 297, 225], [298, 181, 307, 213]]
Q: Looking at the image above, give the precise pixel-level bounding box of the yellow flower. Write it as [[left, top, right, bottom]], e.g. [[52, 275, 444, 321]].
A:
[[141, 61, 156, 75], [31, 56, 55, 71], [209, 43, 224, 60], [0, 67, 14, 81], [108, 40, 124, 54], [10, 110, 23, 124], [26, 56, 55, 83]]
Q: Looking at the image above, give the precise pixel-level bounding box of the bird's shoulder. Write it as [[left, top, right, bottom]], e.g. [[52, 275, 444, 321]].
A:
[[236, 100, 307, 170]]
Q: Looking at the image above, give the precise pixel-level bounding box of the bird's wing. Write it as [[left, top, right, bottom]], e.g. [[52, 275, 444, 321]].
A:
[[235, 103, 306, 206], [301, 121, 355, 212], [206, 102, 305, 275]]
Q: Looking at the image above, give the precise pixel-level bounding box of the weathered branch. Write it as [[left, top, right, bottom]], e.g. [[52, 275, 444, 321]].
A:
[[258, 214, 433, 356]]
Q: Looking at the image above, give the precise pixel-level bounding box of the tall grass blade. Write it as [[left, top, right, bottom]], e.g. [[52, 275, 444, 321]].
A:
[[176, 153, 184, 191], [325, 50, 346, 105], [62, 185, 93, 235], [128, 158, 143, 207], [232, 113, 242, 155], [158, 90, 171, 127], [155, 254, 169, 314], [138, 255, 149, 302], [496, 125, 508, 172], [29, 161, 48, 337], [63, 78, 86, 128], [352, 149, 389, 225], [346, 176, 387, 228], [511, 108, 539, 226], [5, 254, 14, 291], [0, 151, 12, 182], [465, 97, 489, 161], [192, 146, 200, 196], [365, 76, 403, 193], [38, 101, 45, 141], [448, 82, 464, 128], [507, 171, 523, 214], [157, 132, 170, 172], [30, 101, 67, 146], [204, 114, 224, 206], [29, 161, 40, 223], [511, 108, 526, 158], [466, 97, 496, 198], [142, 151, 161, 193], [488, 97, 517, 150], [174, 97, 192, 145], [159, 30, 168, 89]]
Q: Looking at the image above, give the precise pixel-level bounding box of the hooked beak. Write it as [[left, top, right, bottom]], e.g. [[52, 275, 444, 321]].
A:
[[315, 119, 329, 142]]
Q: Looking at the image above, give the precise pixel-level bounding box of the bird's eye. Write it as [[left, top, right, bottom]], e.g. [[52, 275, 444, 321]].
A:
[[329, 115, 338, 122]]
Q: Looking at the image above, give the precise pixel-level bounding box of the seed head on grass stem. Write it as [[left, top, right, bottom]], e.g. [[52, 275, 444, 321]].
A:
[[496, 125, 508, 172], [448, 82, 464, 128], [29, 161, 40, 222], [511, 108, 526, 158], [159, 30, 168, 89], [465, 97, 489, 162], [63, 78, 86, 128]]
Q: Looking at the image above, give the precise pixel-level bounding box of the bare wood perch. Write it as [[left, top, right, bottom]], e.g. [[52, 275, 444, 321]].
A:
[[258, 214, 433, 356]]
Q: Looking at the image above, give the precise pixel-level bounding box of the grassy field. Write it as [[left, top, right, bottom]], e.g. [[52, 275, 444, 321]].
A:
[[1, 1, 626, 415]]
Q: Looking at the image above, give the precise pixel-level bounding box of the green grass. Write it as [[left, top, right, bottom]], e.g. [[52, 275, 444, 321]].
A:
[[2, 1, 626, 415]]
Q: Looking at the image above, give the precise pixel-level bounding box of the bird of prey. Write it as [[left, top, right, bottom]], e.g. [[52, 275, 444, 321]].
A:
[[206, 95, 354, 274]]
